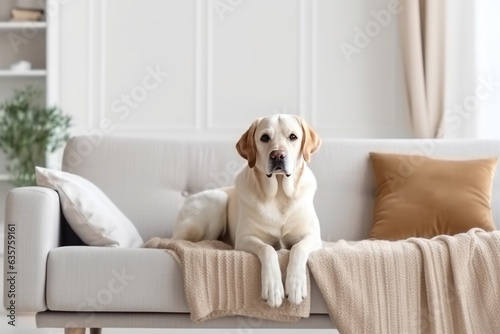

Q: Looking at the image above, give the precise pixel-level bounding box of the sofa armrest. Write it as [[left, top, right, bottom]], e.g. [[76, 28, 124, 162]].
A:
[[3, 187, 61, 312]]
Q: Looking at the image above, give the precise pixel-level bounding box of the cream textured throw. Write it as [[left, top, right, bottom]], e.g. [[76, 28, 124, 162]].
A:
[[308, 228, 500, 334], [143, 238, 310, 323], [145, 229, 500, 332]]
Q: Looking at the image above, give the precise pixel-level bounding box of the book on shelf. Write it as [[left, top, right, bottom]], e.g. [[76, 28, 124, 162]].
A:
[[10, 7, 45, 22]]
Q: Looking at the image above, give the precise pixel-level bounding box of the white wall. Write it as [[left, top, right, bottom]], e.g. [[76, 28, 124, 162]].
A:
[[55, 0, 410, 140]]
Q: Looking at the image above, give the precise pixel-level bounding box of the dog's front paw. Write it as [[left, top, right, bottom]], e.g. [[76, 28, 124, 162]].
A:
[[285, 268, 307, 305], [261, 265, 284, 308]]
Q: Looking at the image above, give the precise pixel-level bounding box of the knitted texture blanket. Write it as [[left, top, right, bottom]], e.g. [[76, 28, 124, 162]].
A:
[[143, 238, 310, 323], [145, 228, 500, 333], [308, 228, 500, 333]]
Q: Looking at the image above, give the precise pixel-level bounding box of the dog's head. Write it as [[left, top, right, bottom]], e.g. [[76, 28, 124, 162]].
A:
[[236, 114, 321, 178]]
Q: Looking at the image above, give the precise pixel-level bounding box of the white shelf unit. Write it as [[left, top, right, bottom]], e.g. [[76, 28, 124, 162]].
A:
[[0, 0, 54, 187], [0, 21, 47, 78]]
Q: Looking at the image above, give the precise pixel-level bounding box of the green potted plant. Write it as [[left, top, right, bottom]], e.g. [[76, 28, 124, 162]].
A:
[[0, 85, 71, 186]]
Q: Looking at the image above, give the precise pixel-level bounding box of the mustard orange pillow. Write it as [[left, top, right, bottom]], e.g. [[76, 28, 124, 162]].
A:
[[369, 152, 498, 240]]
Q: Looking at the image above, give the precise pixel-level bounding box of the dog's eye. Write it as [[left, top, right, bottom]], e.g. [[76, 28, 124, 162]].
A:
[[289, 133, 298, 140], [260, 134, 271, 143]]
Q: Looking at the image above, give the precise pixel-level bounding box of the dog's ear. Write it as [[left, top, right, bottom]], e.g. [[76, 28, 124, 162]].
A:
[[236, 120, 258, 168], [300, 118, 321, 162]]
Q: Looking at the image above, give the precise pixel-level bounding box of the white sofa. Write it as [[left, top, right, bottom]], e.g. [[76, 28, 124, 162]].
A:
[[3, 135, 500, 333]]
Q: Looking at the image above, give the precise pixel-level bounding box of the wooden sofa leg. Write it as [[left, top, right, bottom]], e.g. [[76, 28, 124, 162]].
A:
[[64, 329, 101, 334], [64, 329, 85, 334]]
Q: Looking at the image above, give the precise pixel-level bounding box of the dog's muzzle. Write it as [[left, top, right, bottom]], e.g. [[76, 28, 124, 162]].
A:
[[266, 150, 291, 178]]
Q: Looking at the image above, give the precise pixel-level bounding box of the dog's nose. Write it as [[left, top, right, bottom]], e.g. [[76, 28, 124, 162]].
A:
[[270, 150, 286, 161]]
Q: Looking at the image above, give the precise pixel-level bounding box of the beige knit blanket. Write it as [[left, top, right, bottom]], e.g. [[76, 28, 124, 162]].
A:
[[308, 228, 500, 334], [145, 229, 500, 332], [143, 238, 310, 323]]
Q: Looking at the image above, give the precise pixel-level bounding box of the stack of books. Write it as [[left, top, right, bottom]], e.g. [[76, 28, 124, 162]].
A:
[[10, 7, 44, 21]]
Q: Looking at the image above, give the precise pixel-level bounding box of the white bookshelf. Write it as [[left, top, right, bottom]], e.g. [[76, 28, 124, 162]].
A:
[[0, 0, 49, 185]]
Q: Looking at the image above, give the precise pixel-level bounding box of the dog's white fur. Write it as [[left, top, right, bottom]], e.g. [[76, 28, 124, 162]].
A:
[[172, 114, 322, 308]]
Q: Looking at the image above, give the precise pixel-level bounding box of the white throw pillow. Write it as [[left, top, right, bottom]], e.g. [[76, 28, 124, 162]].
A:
[[35, 166, 144, 247]]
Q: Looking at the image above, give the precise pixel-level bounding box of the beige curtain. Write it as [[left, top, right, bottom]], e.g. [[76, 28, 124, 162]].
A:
[[400, 0, 447, 138]]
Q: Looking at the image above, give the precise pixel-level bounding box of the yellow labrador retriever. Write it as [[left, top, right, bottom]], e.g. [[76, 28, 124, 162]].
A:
[[173, 114, 322, 308]]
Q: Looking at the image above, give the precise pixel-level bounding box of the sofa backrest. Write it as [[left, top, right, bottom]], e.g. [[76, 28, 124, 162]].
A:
[[62, 136, 500, 242]]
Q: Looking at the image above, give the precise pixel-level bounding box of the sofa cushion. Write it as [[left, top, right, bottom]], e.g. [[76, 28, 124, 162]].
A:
[[369, 153, 498, 240], [36, 167, 144, 247], [46, 247, 188, 312], [46, 246, 328, 314]]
